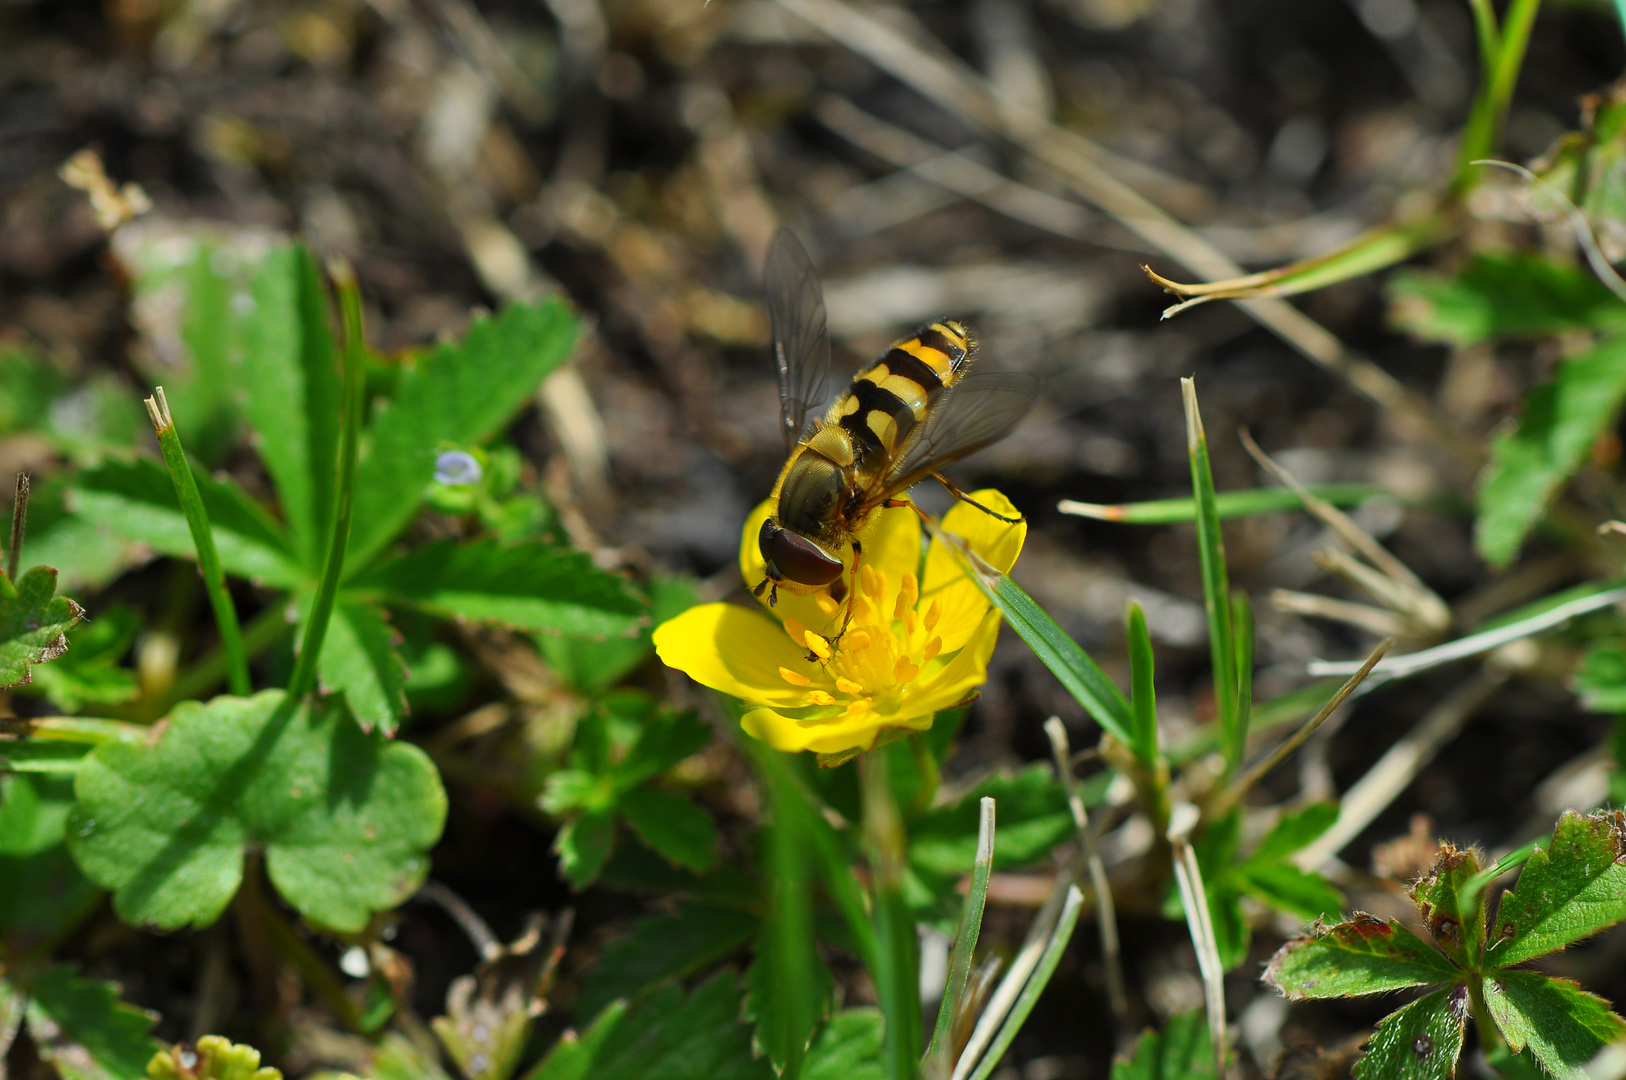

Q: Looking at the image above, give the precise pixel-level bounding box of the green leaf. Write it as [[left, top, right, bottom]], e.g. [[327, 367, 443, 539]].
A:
[[617, 788, 719, 873], [0, 775, 99, 954], [909, 765, 1073, 876], [69, 457, 302, 587], [0, 566, 83, 689], [556, 810, 615, 888], [613, 708, 711, 789], [1576, 642, 1626, 712], [963, 885, 1084, 1080], [1126, 602, 1158, 765], [539, 577, 697, 695], [148, 1035, 282, 1080], [23, 606, 140, 713], [1263, 913, 1461, 999], [1237, 863, 1343, 924], [577, 904, 759, 1021], [803, 1009, 885, 1080], [350, 539, 645, 639], [1476, 335, 1626, 567], [1485, 971, 1626, 1080], [1411, 844, 1487, 963], [373, 1031, 454, 1080], [25, 479, 146, 592], [543, 974, 770, 1080], [67, 689, 446, 931], [1111, 1010, 1216, 1080], [1389, 254, 1626, 346], [525, 1001, 628, 1080], [22, 965, 160, 1080], [348, 299, 578, 570], [316, 601, 410, 735], [1488, 808, 1626, 966], [1250, 803, 1340, 863], [238, 244, 342, 567], [0, 347, 144, 466], [1183, 382, 1239, 773], [1351, 987, 1468, 1080]]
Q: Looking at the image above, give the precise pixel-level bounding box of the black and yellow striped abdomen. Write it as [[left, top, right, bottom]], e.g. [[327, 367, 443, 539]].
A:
[[825, 320, 973, 473]]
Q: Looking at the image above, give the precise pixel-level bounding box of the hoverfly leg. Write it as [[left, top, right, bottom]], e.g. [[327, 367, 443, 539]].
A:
[[931, 472, 1025, 524], [752, 577, 769, 598], [769, 584, 778, 608]]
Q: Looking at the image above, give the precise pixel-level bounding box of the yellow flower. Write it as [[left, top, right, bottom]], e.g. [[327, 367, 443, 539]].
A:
[[653, 489, 1025, 756]]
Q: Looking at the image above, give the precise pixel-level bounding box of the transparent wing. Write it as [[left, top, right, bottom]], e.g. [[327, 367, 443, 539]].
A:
[[872, 371, 1041, 505], [764, 228, 832, 452]]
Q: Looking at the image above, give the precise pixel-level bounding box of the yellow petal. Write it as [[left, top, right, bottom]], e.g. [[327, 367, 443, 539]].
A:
[[654, 604, 833, 707], [740, 702, 933, 756], [921, 488, 1025, 653], [899, 607, 1003, 717]]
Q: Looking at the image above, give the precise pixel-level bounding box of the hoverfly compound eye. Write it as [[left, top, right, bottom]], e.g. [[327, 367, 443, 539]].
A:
[[764, 522, 844, 586]]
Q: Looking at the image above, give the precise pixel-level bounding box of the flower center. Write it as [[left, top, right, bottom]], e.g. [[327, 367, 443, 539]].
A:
[[777, 567, 944, 715]]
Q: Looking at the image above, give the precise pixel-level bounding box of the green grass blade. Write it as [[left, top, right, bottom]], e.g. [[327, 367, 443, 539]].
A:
[[1126, 602, 1157, 766], [288, 261, 366, 700], [144, 388, 250, 697], [1182, 380, 1239, 776], [933, 529, 1133, 744], [1058, 483, 1390, 524], [1231, 591, 1254, 760], [1455, 0, 1541, 187], [962, 885, 1084, 1080], [925, 796, 995, 1079], [861, 752, 921, 1080]]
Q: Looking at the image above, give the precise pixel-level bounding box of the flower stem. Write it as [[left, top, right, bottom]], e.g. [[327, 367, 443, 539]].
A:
[[861, 750, 922, 1080], [7, 472, 27, 582], [144, 387, 250, 696], [288, 260, 365, 699]]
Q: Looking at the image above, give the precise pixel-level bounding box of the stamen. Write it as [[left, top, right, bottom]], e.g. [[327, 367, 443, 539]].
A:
[[900, 572, 919, 612], [904, 610, 917, 635], [802, 630, 832, 660], [893, 658, 919, 683], [844, 698, 872, 715], [924, 599, 942, 631], [860, 565, 880, 600], [836, 676, 863, 694], [779, 667, 812, 687], [807, 690, 836, 705], [923, 636, 943, 662], [844, 628, 871, 651], [893, 590, 908, 623]]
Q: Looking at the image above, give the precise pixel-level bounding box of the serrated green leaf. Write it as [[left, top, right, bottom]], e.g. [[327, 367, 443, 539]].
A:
[[1351, 986, 1469, 1080], [524, 1001, 629, 1080], [1411, 845, 1486, 963], [316, 601, 409, 735], [909, 764, 1072, 875], [803, 1009, 885, 1080], [148, 1035, 282, 1080], [22, 965, 160, 1080], [1488, 809, 1626, 966], [1476, 335, 1626, 567], [24, 606, 140, 714], [577, 904, 759, 1021], [1388, 254, 1626, 346], [1111, 1010, 1216, 1080], [1263, 913, 1460, 999], [0, 566, 83, 689], [613, 709, 710, 789], [618, 788, 719, 873], [68, 457, 301, 587], [347, 299, 577, 570], [1577, 642, 1626, 713], [1485, 971, 1626, 1080], [1238, 863, 1344, 924], [350, 539, 645, 638], [539, 577, 697, 695], [239, 244, 341, 566], [67, 689, 446, 931], [555, 810, 615, 888], [1250, 803, 1340, 864], [547, 974, 771, 1080]]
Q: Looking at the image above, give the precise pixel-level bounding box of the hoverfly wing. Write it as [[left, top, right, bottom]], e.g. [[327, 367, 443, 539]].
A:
[[872, 371, 1040, 505], [764, 228, 832, 452]]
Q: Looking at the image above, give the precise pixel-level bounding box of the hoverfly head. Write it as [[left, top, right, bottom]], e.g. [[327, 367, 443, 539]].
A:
[[758, 517, 844, 588]]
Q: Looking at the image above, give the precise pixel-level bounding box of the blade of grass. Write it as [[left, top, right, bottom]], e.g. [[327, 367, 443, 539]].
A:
[[1058, 484, 1394, 524], [1183, 379, 1240, 776], [144, 387, 250, 697], [962, 885, 1084, 1080], [1045, 718, 1126, 1032], [1168, 802, 1226, 1079], [1454, 0, 1541, 189], [8, 473, 28, 581], [924, 796, 995, 1080], [288, 261, 365, 699], [931, 527, 1133, 744], [1232, 591, 1254, 751], [861, 750, 921, 1080], [1126, 602, 1158, 767]]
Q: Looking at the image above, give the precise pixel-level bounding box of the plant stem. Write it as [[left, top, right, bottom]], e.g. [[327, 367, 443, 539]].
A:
[[156, 602, 294, 715], [288, 260, 366, 699], [144, 387, 251, 697], [1454, 0, 1542, 191], [7, 472, 27, 582], [861, 750, 922, 1080]]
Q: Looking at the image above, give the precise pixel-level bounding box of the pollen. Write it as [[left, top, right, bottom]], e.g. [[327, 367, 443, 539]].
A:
[[900, 573, 919, 612], [844, 697, 873, 715], [802, 630, 832, 659], [924, 599, 942, 631], [779, 667, 812, 686], [923, 636, 943, 662], [836, 676, 863, 694], [893, 658, 919, 683], [807, 690, 836, 705]]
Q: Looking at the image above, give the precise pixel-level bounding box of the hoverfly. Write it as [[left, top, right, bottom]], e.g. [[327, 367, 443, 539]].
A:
[[753, 228, 1040, 638]]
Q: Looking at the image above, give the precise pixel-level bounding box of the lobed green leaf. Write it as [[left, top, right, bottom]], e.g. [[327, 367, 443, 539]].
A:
[[617, 788, 719, 874], [555, 810, 615, 888], [577, 904, 759, 1022], [525, 1001, 628, 1080], [1411, 844, 1487, 963], [22, 966, 161, 1080], [1388, 253, 1626, 346], [1485, 971, 1626, 1080], [1351, 986, 1468, 1080], [0, 566, 84, 689], [1263, 913, 1460, 999], [316, 601, 410, 735], [803, 1009, 885, 1080], [1488, 808, 1626, 966], [1250, 803, 1340, 864], [67, 690, 446, 932]]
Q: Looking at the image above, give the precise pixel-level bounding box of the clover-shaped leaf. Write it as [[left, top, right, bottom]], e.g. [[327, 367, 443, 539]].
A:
[[0, 566, 84, 689], [67, 689, 446, 932]]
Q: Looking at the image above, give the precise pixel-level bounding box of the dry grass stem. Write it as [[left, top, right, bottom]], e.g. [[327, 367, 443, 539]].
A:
[[1269, 589, 1410, 636]]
